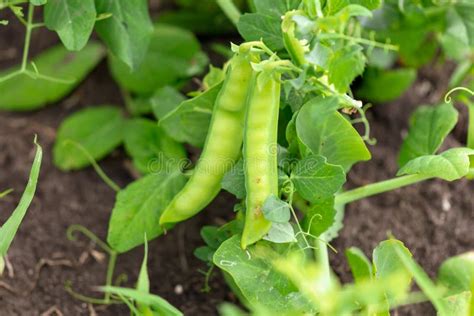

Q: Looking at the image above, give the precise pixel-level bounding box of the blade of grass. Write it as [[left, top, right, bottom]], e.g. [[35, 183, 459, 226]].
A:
[[0, 137, 42, 255]]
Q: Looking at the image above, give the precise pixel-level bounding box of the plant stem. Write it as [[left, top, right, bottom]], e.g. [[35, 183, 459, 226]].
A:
[[315, 238, 331, 290], [466, 101, 474, 148], [21, 2, 34, 71], [217, 0, 241, 26], [104, 252, 118, 303], [335, 174, 432, 206]]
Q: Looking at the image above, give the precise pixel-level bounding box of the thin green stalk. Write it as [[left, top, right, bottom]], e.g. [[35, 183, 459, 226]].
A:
[[217, 0, 241, 26], [21, 2, 34, 71], [62, 140, 121, 192], [466, 101, 474, 148], [315, 238, 331, 290], [0, 188, 13, 199], [104, 252, 118, 303], [335, 174, 432, 206]]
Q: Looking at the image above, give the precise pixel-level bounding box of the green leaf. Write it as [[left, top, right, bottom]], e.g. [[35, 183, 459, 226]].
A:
[[213, 235, 311, 314], [373, 239, 413, 300], [356, 67, 417, 103], [30, 0, 47, 5], [441, 292, 472, 316], [328, 45, 366, 93], [351, 0, 381, 10], [109, 24, 208, 94], [253, 0, 299, 16], [296, 96, 371, 170], [398, 103, 458, 167], [44, 0, 96, 51], [398, 148, 474, 181], [0, 42, 104, 111], [438, 252, 474, 294], [452, 4, 474, 47], [158, 83, 222, 147], [290, 155, 346, 203], [388, 238, 449, 315], [237, 13, 284, 51], [194, 246, 215, 262], [0, 140, 42, 257], [53, 106, 124, 170], [264, 223, 296, 244], [107, 171, 186, 253], [100, 286, 183, 316], [302, 197, 336, 237], [222, 159, 246, 199], [94, 0, 153, 70], [151, 86, 186, 121], [262, 195, 291, 223], [345, 247, 373, 283], [123, 118, 186, 175]]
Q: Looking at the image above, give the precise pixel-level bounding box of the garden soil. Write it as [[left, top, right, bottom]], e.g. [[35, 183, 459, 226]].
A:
[[1, 10, 473, 316]]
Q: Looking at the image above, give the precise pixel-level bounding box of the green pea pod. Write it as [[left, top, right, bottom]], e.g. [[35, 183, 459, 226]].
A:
[[160, 52, 255, 225], [241, 72, 281, 249]]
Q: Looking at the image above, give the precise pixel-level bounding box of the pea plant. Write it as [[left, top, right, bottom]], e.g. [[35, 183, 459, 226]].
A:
[[1, 0, 474, 315]]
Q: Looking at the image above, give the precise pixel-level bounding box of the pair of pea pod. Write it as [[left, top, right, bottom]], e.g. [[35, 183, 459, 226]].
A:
[[160, 48, 281, 249]]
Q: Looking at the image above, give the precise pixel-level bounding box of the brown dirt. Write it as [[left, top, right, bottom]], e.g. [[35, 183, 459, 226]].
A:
[[1, 7, 473, 316]]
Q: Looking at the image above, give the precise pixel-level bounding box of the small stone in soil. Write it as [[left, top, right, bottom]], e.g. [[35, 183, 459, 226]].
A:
[[174, 284, 184, 295]]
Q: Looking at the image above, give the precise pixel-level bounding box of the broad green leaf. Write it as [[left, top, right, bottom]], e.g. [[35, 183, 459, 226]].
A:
[[156, 10, 235, 36], [290, 155, 346, 203], [452, 4, 474, 47], [296, 96, 371, 170], [213, 235, 311, 314], [438, 252, 474, 294], [158, 83, 222, 147], [320, 203, 344, 242], [345, 247, 372, 283], [53, 106, 124, 170], [109, 24, 208, 94], [398, 148, 474, 181], [327, 45, 366, 93], [107, 171, 186, 253], [151, 86, 186, 121], [301, 197, 336, 237], [263, 223, 296, 243], [44, 0, 96, 51], [100, 286, 183, 316], [372, 239, 412, 287], [237, 13, 284, 51], [123, 118, 186, 175], [262, 195, 291, 223], [30, 0, 47, 5], [398, 103, 458, 167], [0, 42, 104, 111], [222, 159, 246, 199], [95, 0, 153, 70], [388, 238, 449, 315], [356, 67, 416, 103], [441, 292, 472, 316], [351, 0, 381, 10], [253, 0, 299, 16], [0, 140, 42, 256], [218, 303, 249, 316], [373, 239, 413, 301]]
